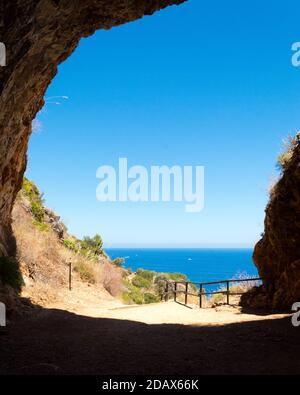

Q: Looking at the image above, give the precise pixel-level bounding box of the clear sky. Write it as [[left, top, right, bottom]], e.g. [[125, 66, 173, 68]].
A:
[[26, 0, 300, 248]]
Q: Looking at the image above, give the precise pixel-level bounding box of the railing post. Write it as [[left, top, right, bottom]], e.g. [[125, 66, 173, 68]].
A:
[[69, 261, 72, 291], [165, 281, 169, 302], [174, 282, 177, 302], [185, 282, 188, 305], [226, 281, 229, 304], [199, 284, 203, 308]]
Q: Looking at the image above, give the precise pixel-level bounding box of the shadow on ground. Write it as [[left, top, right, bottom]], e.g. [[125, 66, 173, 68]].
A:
[[0, 306, 299, 375]]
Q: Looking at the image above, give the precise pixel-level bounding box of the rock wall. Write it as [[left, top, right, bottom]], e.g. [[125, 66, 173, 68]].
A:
[[0, 0, 185, 256], [244, 138, 300, 309]]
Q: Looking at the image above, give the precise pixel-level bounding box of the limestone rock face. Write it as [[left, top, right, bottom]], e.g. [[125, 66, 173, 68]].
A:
[[247, 139, 300, 309], [0, 0, 185, 255]]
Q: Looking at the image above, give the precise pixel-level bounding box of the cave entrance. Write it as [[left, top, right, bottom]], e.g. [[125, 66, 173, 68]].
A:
[[1, 0, 300, 310]]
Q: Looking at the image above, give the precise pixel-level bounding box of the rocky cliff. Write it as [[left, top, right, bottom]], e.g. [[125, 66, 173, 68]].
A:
[[242, 136, 300, 309]]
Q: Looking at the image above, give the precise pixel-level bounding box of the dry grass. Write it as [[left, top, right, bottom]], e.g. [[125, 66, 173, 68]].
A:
[[12, 203, 69, 286], [208, 272, 261, 306], [22, 280, 60, 306], [100, 261, 123, 297], [73, 257, 101, 284], [277, 133, 299, 171], [11, 201, 124, 306]]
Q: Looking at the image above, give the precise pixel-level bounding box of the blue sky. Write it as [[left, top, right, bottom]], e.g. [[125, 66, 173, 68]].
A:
[[26, 0, 300, 247]]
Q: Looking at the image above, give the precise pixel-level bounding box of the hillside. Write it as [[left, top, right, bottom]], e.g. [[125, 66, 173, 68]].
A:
[[0, 178, 122, 312], [0, 178, 193, 313]]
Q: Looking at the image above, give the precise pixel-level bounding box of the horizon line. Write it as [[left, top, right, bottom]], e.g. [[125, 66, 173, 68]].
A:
[[104, 245, 255, 249]]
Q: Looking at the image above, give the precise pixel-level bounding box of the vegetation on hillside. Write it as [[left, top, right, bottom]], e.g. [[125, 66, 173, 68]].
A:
[[21, 177, 47, 224], [63, 234, 106, 261], [7, 179, 258, 310], [122, 268, 191, 305], [269, 133, 299, 199], [21, 178, 107, 262], [7, 177, 191, 307], [276, 133, 299, 172]]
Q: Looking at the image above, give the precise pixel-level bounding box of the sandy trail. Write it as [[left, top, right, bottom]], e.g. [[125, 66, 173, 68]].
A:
[[45, 291, 289, 326], [102, 301, 289, 325]]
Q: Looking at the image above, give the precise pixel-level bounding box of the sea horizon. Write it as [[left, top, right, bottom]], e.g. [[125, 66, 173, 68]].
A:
[[106, 247, 257, 285], [104, 245, 255, 250]]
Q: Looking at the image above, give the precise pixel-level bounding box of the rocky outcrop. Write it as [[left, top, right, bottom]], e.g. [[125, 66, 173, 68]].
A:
[[0, 0, 185, 256], [242, 137, 300, 310], [44, 208, 66, 240]]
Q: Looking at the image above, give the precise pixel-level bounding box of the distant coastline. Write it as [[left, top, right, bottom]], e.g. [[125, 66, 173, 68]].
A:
[[106, 247, 257, 284]]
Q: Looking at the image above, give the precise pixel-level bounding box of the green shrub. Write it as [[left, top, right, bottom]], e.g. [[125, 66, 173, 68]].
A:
[[136, 268, 155, 281], [22, 177, 33, 196], [112, 257, 124, 267], [211, 292, 225, 304], [31, 201, 45, 222], [63, 235, 107, 262], [122, 291, 143, 305], [122, 292, 132, 304], [122, 281, 144, 304], [276, 134, 299, 172], [81, 234, 103, 256], [130, 290, 143, 304], [154, 274, 169, 283], [0, 257, 24, 291], [64, 234, 106, 260], [33, 221, 49, 232], [22, 178, 46, 223], [64, 239, 79, 252], [154, 282, 168, 299], [168, 272, 188, 282], [132, 275, 152, 289], [22, 178, 42, 202], [144, 293, 160, 304], [123, 269, 193, 304]]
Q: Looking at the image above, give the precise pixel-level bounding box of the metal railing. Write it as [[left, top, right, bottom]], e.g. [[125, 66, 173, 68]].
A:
[[164, 277, 262, 308]]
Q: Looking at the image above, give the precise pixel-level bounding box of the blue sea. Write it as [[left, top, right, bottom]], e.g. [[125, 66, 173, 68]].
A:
[[105, 248, 258, 284]]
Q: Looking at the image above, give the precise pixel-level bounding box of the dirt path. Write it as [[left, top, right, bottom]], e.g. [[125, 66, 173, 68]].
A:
[[1, 300, 298, 375], [38, 285, 288, 327], [101, 301, 288, 325]]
